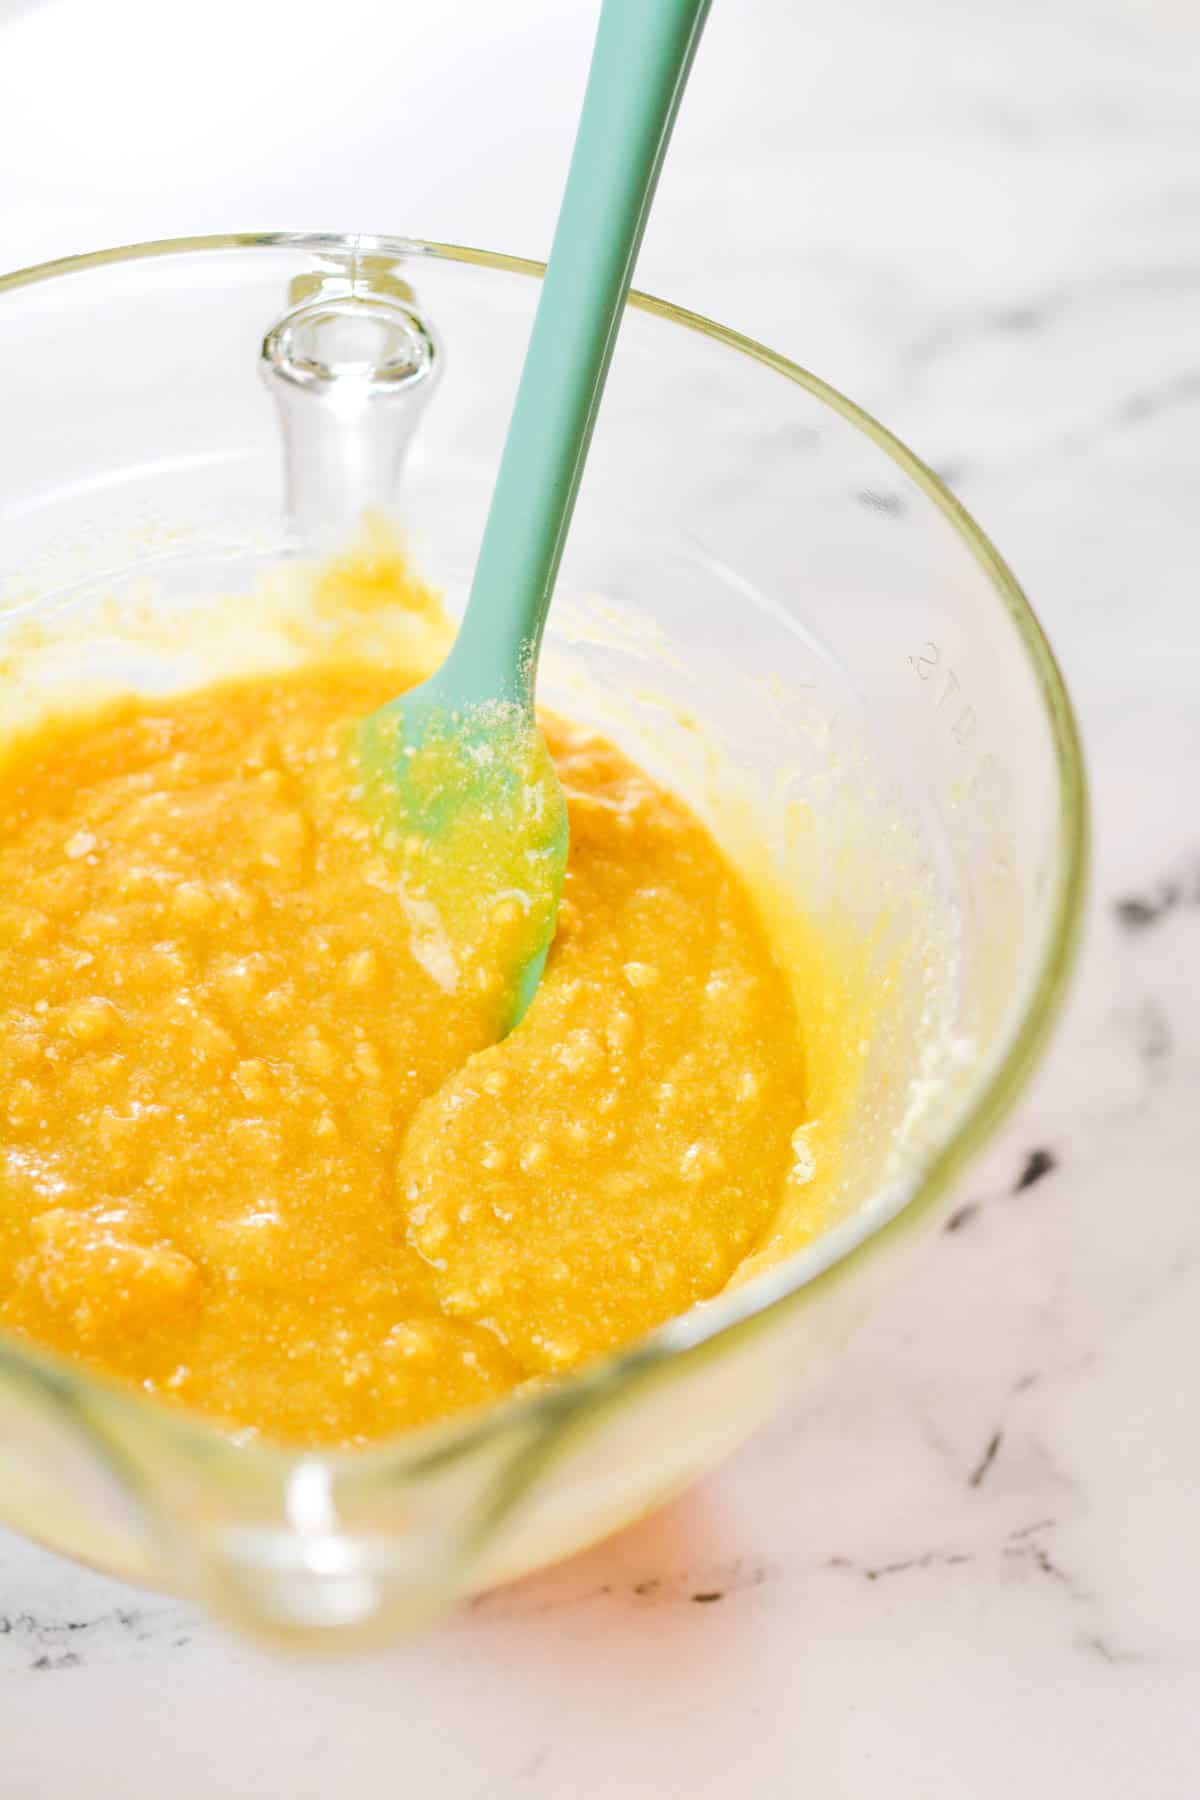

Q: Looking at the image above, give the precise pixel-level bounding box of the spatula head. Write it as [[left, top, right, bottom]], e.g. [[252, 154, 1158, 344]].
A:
[[357, 681, 568, 1033]]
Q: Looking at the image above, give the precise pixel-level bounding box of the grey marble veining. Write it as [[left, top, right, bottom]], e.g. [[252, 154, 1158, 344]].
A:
[[0, 0, 1197, 1794]]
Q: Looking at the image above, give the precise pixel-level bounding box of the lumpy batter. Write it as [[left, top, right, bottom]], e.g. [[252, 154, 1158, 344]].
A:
[[0, 654, 812, 1445]]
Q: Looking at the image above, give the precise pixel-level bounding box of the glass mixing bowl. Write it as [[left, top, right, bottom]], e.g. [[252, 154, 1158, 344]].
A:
[[0, 234, 1086, 1647]]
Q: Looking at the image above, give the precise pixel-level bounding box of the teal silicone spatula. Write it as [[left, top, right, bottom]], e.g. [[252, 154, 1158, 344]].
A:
[[358, 0, 712, 1032]]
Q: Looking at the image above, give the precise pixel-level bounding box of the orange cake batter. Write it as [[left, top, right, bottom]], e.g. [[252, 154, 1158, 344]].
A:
[[0, 635, 823, 1446]]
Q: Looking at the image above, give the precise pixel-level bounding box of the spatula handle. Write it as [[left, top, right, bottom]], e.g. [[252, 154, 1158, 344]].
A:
[[449, 0, 712, 701]]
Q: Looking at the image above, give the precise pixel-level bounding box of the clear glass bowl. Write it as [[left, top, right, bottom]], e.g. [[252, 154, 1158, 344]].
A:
[[0, 234, 1086, 1647]]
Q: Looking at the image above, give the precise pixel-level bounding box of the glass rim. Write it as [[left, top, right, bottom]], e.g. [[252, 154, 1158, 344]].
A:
[[0, 231, 1089, 1487]]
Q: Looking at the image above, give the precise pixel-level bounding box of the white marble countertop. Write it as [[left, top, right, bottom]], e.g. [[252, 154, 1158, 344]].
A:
[[1, 0, 1197, 1792]]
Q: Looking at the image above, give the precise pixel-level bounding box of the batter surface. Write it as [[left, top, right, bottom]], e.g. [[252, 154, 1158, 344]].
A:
[[0, 659, 811, 1446]]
